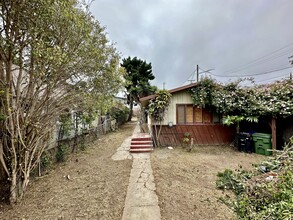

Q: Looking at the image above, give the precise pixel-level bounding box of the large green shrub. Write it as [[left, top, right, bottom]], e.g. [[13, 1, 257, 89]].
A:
[[110, 103, 130, 125], [217, 139, 293, 219], [189, 78, 293, 118]]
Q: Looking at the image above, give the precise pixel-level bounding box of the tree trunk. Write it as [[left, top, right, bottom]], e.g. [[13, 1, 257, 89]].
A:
[[0, 139, 9, 202], [128, 100, 133, 122], [20, 171, 30, 199], [138, 104, 147, 132], [9, 169, 17, 204], [153, 124, 158, 147], [9, 173, 29, 204]]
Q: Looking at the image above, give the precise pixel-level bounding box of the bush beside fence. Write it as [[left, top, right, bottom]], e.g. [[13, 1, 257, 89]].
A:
[[36, 119, 117, 176]]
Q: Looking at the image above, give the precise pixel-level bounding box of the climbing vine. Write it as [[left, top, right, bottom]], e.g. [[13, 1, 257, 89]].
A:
[[148, 90, 172, 146], [189, 78, 293, 118], [189, 78, 218, 107], [148, 90, 172, 122]]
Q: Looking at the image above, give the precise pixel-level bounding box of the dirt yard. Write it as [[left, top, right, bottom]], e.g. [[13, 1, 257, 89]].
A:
[[151, 145, 265, 220], [0, 121, 266, 220], [0, 122, 136, 220]]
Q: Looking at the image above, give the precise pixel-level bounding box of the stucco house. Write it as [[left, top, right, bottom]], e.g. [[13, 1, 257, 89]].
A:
[[140, 83, 235, 146]]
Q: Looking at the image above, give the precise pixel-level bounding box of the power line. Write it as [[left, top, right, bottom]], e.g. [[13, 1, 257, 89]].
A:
[[183, 69, 197, 84], [222, 42, 293, 73], [257, 73, 289, 83], [183, 65, 214, 84], [220, 52, 293, 76], [238, 73, 289, 87], [199, 67, 214, 74], [210, 66, 292, 77], [224, 50, 293, 75], [238, 49, 293, 68], [220, 42, 293, 75], [182, 43, 293, 85]]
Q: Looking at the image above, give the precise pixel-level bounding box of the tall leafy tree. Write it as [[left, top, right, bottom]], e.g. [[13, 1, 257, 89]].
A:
[[121, 56, 156, 121], [0, 0, 121, 203]]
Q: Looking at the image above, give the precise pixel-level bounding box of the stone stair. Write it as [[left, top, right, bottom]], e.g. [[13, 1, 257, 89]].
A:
[[130, 133, 153, 153]]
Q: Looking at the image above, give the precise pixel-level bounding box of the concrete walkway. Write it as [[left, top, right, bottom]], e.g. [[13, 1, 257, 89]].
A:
[[112, 124, 161, 220], [112, 122, 139, 161]]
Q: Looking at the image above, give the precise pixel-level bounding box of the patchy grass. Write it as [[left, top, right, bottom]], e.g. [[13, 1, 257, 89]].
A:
[[151, 145, 265, 220]]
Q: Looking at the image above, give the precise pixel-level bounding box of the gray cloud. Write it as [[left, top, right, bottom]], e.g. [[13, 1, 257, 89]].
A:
[[90, 0, 293, 89]]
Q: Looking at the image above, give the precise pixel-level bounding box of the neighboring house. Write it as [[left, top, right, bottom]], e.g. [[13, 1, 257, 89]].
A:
[[114, 96, 128, 106], [140, 83, 235, 146], [114, 95, 141, 116]]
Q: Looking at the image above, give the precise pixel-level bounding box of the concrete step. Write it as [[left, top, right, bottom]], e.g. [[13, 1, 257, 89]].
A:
[[130, 133, 153, 153], [131, 137, 152, 142], [130, 144, 153, 149], [129, 148, 153, 153], [131, 141, 153, 145]]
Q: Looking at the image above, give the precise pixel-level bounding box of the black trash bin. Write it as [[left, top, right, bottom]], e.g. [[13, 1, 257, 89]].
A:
[[236, 132, 253, 153]]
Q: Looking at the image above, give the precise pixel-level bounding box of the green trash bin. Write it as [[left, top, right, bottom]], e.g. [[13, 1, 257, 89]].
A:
[[252, 133, 272, 156]]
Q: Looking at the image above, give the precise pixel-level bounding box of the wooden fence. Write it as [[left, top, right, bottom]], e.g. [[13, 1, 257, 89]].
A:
[[153, 124, 235, 146]]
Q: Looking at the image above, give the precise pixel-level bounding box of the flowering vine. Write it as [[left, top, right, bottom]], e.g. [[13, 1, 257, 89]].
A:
[[189, 78, 293, 118]]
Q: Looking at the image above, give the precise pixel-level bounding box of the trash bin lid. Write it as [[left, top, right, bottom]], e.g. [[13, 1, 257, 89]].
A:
[[252, 133, 272, 139], [238, 132, 251, 137]]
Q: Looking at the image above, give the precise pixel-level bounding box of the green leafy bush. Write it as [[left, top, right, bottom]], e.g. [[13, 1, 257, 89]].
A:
[[189, 78, 218, 107], [59, 113, 73, 137], [40, 151, 53, 169], [148, 90, 172, 147], [216, 169, 251, 195], [56, 144, 68, 162], [217, 139, 293, 219], [182, 132, 191, 145], [148, 89, 172, 122], [110, 104, 130, 125]]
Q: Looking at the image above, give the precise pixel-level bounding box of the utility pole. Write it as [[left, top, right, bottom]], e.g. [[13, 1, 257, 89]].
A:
[[290, 72, 292, 81], [196, 65, 199, 82], [163, 82, 165, 89], [185, 65, 214, 85]]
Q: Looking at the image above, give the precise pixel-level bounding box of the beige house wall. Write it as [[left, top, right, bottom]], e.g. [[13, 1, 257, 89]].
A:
[[161, 90, 193, 125]]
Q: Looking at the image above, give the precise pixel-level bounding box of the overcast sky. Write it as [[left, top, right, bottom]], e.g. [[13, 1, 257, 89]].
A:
[[90, 0, 293, 89]]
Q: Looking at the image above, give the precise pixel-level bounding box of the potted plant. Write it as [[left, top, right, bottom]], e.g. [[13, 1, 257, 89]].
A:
[[183, 132, 191, 147]]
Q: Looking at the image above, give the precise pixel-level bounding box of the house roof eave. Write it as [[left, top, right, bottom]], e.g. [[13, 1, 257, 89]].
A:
[[139, 82, 197, 103]]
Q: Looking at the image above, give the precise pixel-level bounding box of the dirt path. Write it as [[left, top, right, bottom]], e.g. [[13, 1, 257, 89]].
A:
[[151, 145, 265, 220], [0, 122, 136, 220]]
